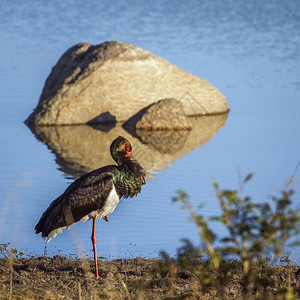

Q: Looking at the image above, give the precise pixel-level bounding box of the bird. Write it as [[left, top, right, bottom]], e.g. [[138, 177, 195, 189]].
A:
[[35, 136, 146, 279]]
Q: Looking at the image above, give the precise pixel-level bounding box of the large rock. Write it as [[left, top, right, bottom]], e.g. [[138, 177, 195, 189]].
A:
[[25, 41, 229, 125], [124, 98, 192, 130]]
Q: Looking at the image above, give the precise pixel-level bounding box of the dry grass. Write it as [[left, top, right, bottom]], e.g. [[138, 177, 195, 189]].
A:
[[0, 254, 299, 299]]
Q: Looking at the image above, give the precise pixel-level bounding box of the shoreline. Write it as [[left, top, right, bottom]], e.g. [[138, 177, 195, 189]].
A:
[[1, 254, 299, 299]]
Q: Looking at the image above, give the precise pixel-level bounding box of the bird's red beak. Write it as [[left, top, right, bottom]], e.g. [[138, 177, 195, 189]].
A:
[[125, 151, 134, 161]]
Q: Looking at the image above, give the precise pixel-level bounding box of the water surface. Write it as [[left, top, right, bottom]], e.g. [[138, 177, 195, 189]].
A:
[[0, 1, 299, 260]]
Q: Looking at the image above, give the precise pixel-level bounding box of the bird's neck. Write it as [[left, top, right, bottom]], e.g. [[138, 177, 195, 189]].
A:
[[118, 160, 145, 178], [113, 160, 146, 198]]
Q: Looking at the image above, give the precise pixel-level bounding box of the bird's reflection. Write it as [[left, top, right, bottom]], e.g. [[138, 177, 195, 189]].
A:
[[27, 113, 228, 179]]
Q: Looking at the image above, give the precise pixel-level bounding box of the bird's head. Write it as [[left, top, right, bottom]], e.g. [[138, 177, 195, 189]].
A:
[[110, 136, 135, 165]]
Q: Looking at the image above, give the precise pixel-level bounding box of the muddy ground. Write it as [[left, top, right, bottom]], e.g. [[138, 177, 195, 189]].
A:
[[0, 255, 299, 299]]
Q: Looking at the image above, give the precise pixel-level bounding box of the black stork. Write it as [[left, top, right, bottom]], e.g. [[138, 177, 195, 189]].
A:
[[35, 136, 146, 279]]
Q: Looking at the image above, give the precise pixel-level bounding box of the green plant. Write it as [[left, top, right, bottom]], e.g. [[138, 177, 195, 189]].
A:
[[166, 169, 300, 299]]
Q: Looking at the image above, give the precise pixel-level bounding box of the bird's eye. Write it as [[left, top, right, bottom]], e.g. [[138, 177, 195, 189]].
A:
[[125, 144, 130, 151]]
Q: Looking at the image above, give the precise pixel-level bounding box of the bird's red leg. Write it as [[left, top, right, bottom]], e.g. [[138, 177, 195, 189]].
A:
[[91, 217, 99, 279]]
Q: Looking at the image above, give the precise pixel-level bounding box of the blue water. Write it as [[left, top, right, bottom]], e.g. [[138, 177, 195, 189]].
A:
[[0, 1, 299, 260]]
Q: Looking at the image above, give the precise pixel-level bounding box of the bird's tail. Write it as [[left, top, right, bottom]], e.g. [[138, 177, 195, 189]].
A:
[[35, 194, 67, 238]]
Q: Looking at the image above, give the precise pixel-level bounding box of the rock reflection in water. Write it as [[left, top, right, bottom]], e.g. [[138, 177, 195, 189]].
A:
[[27, 113, 228, 179]]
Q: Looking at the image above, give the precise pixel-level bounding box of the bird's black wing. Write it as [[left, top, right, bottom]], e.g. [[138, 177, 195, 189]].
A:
[[35, 165, 117, 237]]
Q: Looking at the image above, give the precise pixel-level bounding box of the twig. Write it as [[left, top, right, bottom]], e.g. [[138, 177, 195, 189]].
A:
[[117, 273, 131, 300], [78, 281, 82, 300], [285, 160, 300, 191], [9, 255, 13, 300], [237, 166, 244, 203]]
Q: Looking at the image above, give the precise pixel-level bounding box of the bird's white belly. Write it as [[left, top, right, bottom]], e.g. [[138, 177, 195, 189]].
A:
[[80, 184, 120, 222], [98, 184, 120, 217]]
